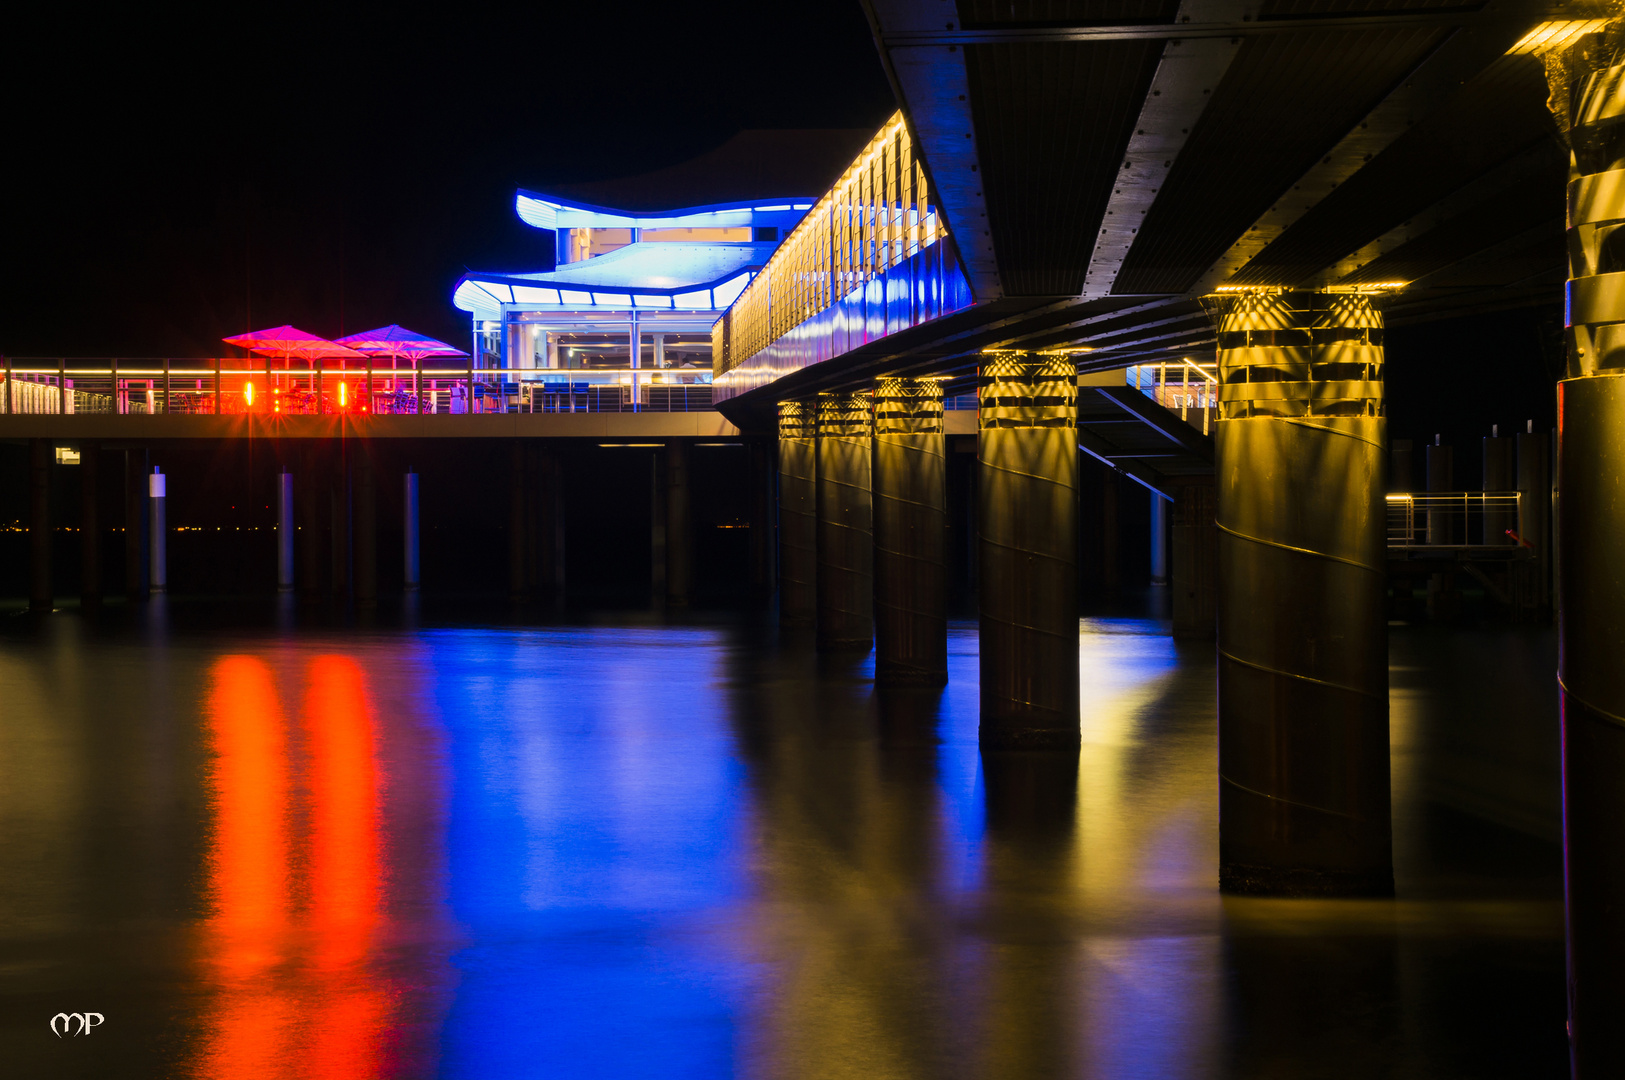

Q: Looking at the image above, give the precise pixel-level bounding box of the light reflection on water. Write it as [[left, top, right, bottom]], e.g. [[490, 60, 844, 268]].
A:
[[0, 612, 1566, 1078]]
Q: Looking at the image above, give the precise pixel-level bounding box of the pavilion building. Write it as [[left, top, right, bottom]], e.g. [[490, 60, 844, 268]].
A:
[[451, 130, 870, 407]]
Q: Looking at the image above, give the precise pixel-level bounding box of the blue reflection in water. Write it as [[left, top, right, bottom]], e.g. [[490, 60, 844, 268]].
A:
[[433, 627, 748, 1080]]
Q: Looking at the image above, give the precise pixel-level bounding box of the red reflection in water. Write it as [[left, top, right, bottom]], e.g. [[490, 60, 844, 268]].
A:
[[204, 656, 291, 966], [200, 656, 294, 1078], [304, 655, 387, 1078], [306, 655, 381, 965], [197, 654, 388, 1079]]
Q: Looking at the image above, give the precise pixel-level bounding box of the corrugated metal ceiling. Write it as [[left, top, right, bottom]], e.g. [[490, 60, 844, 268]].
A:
[[966, 40, 1164, 296]]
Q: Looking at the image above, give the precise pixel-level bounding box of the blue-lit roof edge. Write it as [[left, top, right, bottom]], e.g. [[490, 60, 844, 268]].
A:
[[455, 264, 763, 300], [515, 187, 817, 226]]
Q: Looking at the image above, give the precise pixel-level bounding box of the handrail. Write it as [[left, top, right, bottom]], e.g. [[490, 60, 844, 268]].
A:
[[1129, 360, 1218, 434], [712, 111, 944, 376], [0, 360, 717, 416]]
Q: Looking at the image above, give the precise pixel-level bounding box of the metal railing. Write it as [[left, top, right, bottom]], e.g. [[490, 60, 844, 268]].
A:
[[713, 111, 943, 375], [1128, 360, 1218, 435], [1386, 492, 1526, 549], [0, 360, 715, 416]]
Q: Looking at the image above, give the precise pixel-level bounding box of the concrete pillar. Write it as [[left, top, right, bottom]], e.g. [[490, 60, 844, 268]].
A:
[[748, 438, 776, 602], [666, 440, 692, 606], [816, 391, 874, 651], [29, 439, 50, 612], [1149, 488, 1169, 585], [510, 440, 529, 599], [1556, 49, 1625, 1073], [873, 377, 947, 685], [297, 443, 323, 598], [80, 443, 100, 608], [778, 402, 817, 626], [977, 354, 1079, 747], [124, 448, 147, 601], [330, 456, 350, 597], [277, 470, 295, 592], [1169, 476, 1217, 639], [537, 446, 565, 602], [355, 445, 376, 606], [1426, 435, 1453, 544], [650, 451, 667, 601], [149, 468, 167, 594], [403, 471, 420, 591], [1212, 290, 1389, 896]]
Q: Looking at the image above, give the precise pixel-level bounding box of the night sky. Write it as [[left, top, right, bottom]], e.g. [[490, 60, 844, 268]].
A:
[[2, 1, 1559, 460], [1, 1, 894, 359]]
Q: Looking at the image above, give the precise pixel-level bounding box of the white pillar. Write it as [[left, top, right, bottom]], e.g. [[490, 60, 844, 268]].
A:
[[149, 468, 167, 593], [277, 471, 295, 592], [629, 313, 640, 413]]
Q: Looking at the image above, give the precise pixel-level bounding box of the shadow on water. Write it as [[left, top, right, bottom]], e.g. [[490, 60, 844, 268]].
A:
[[0, 600, 1567, 1078]]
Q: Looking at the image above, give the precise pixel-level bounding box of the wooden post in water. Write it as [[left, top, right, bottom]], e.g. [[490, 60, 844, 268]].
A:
[[29, 439, 51, 612], [80, 443, 100, 609]]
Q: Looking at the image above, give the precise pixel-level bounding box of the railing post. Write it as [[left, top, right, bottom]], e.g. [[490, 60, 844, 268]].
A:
[[58, 357, 66, 415], [163, 357, 171, 414], [3, 354, 9, 415], [111, 356, 120, 414], [214, 356, 222, 415], [315, 359, 324, 415], [414, 360, 422, 414]]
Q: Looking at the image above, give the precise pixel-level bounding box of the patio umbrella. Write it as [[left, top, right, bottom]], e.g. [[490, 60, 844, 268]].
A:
[[333, 325, 470, 413], [222, 324, 366, 366], [222, 325, 367, 411], [333, 324, 469, 369]]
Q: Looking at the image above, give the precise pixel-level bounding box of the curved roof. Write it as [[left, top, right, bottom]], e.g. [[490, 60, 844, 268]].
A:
[[454, 242, 769, 318]]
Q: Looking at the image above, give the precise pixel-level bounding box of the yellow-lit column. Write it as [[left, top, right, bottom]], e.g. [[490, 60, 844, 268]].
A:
[[1557, 43, 1625, 1076], [873, 377, 948, 684], [816, 391, 874, 651], [978, 354, 1078, 746], [778, 402, 817, 626], [1213, 290, 1389, 896]]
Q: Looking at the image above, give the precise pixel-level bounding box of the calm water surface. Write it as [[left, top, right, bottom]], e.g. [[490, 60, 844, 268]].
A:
[[0, 602, 1566, 1078]]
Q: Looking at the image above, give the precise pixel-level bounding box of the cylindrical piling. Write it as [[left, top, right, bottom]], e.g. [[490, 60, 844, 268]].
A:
[[816, 391, 874, 651], [666, 440, 692, 607], [1212, 289, 1390, 896], [355, 446, 377, 605], [29, 439, 51, 612], [977, 354, 1079, 747], [80, 443, 100, 608], [873, 377, 947, 685], [277, 470, 295, 592], [778, 402, 817, 626], [1556, 52, 1625, 1073], [149, 468, 167, 594], [404, 471, 420, 591]]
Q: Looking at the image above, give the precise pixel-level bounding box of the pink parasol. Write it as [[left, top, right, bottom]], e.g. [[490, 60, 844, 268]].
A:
[[333, 324, 468, 364], [223, 325, 366, 364]]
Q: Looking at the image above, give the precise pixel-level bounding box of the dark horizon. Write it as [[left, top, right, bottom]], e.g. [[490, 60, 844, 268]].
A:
[[1, 1, 894, 359]]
